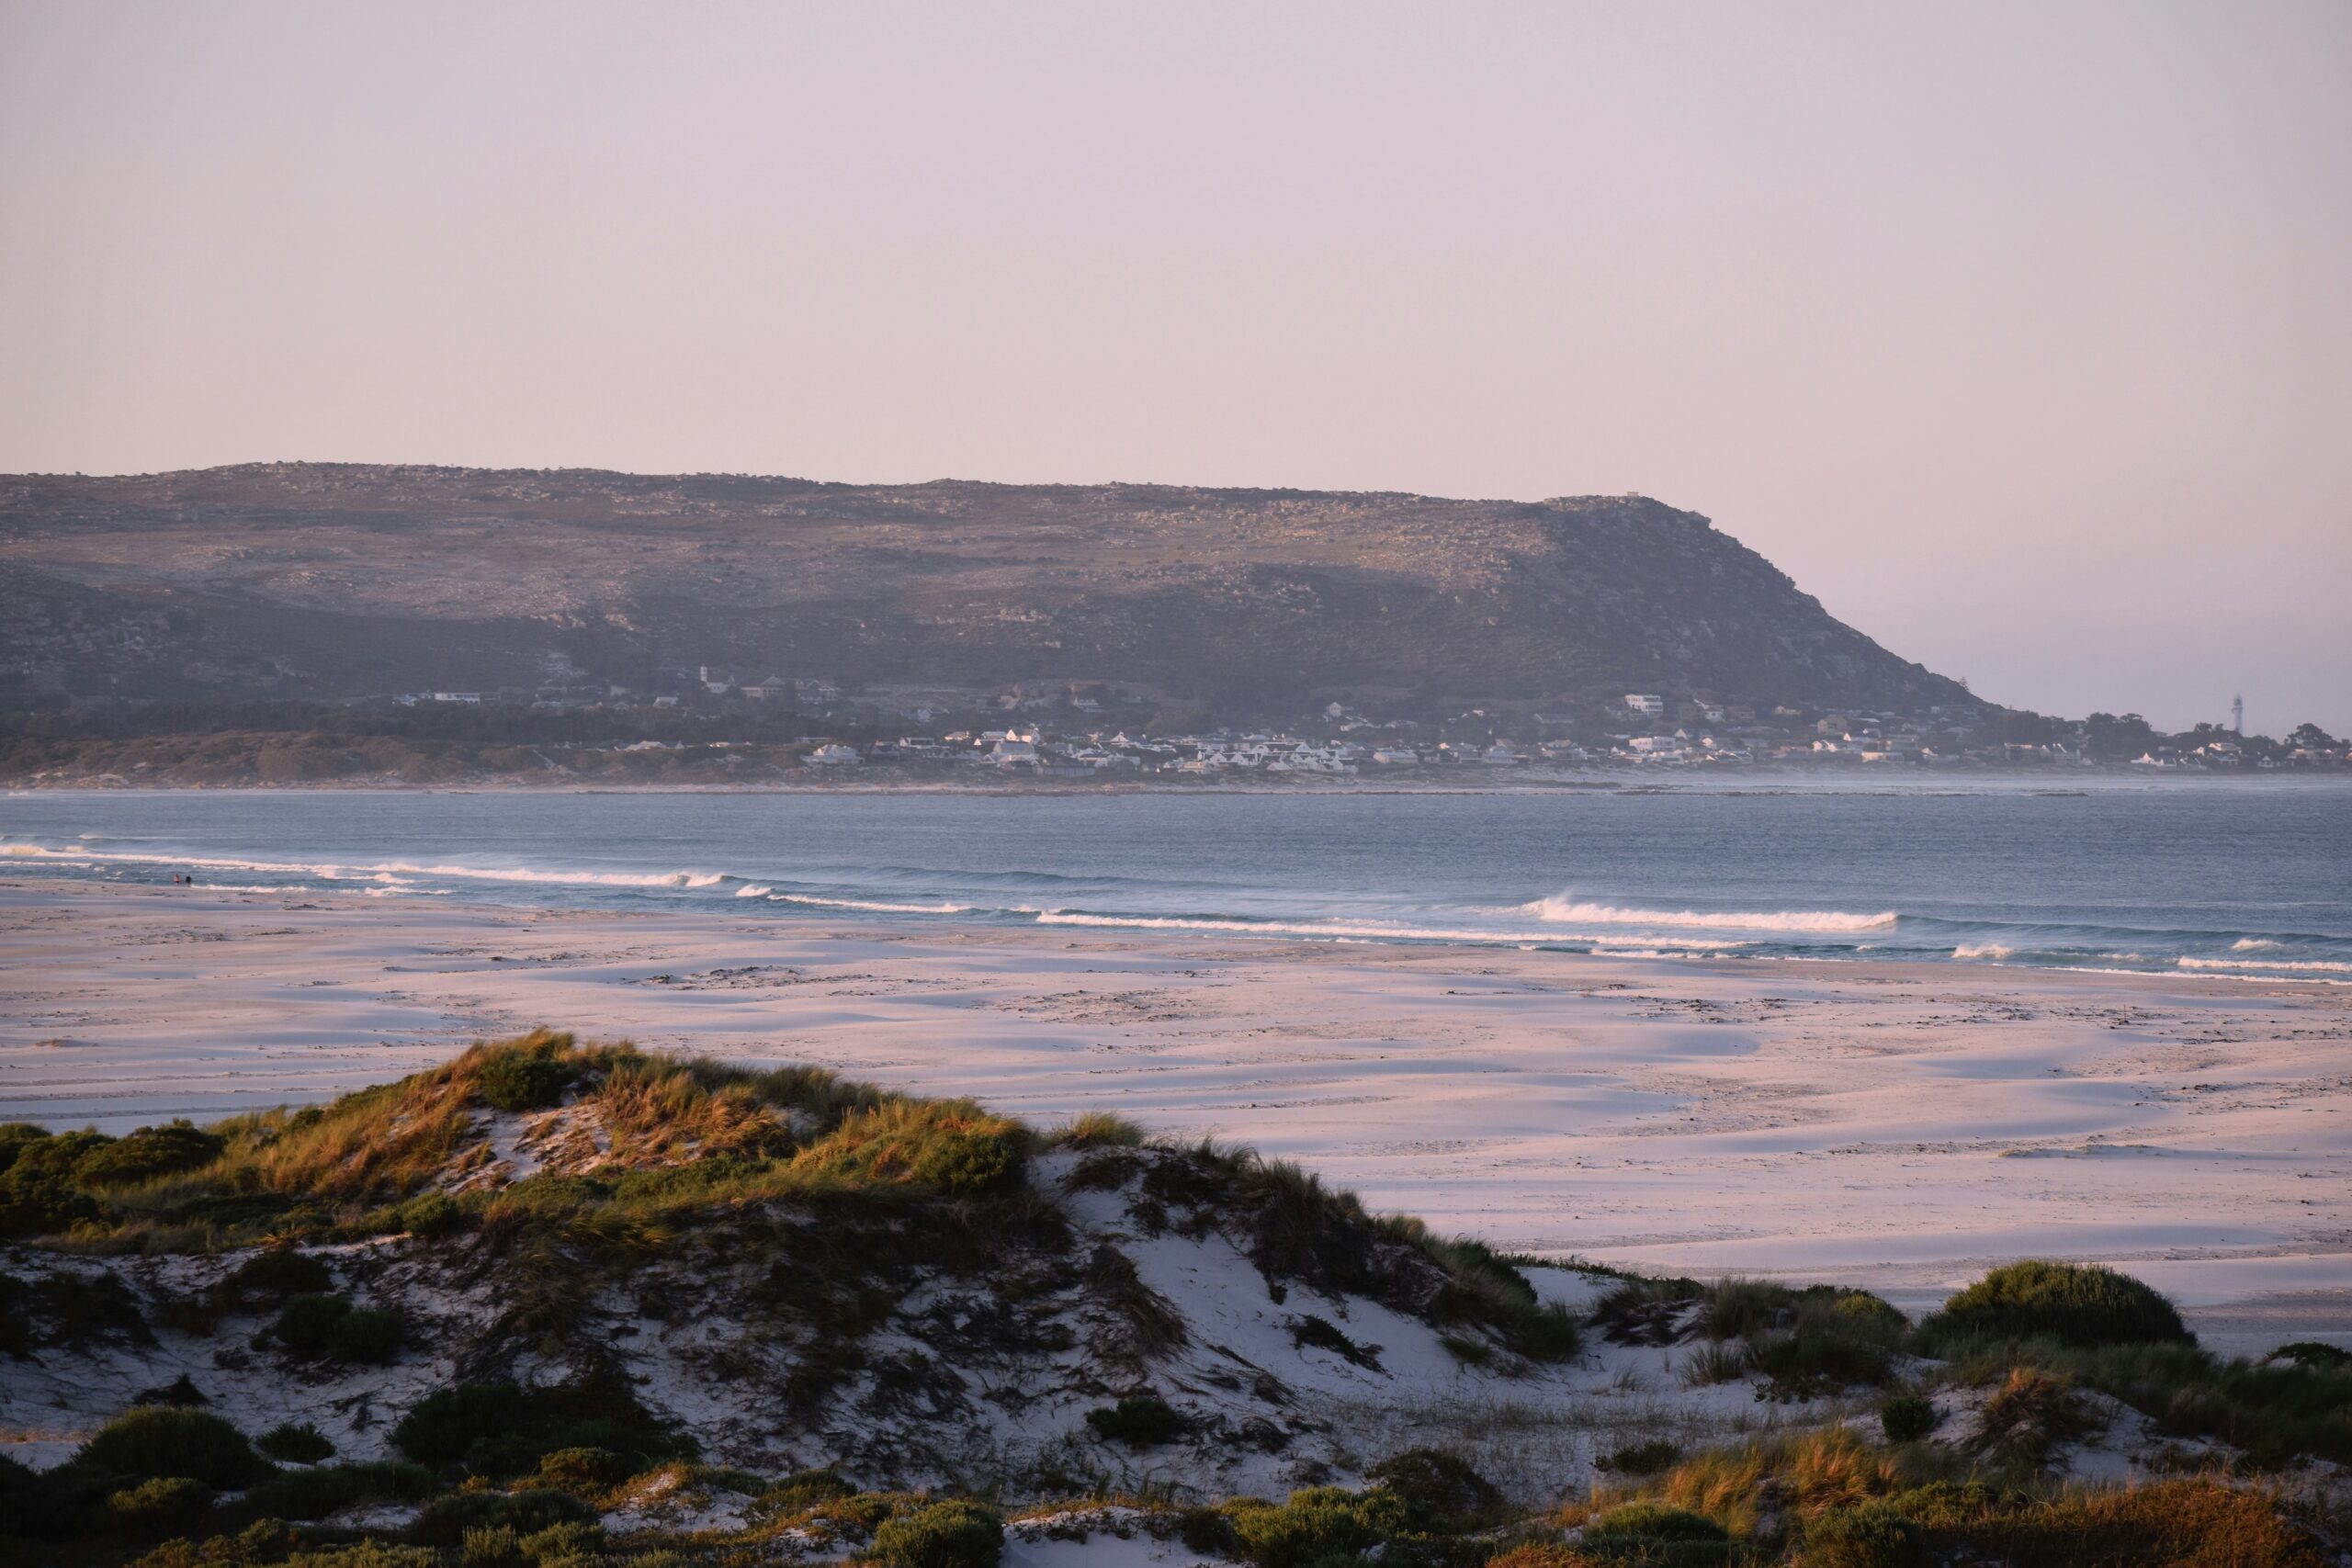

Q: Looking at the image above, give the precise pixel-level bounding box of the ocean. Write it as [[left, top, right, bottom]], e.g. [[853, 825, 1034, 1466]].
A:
[[5, 780, 2349, 978]]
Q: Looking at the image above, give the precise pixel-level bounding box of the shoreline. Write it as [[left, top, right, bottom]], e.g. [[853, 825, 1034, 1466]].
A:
[[11, 770, 2352, 795], [3, 876, 2346, 1352]]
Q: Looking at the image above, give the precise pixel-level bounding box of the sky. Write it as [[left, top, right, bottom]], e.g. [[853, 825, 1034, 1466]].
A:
[[2, 3, 2346, 732]]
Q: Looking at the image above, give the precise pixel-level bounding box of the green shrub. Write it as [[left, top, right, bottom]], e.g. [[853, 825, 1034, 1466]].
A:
[[531, 1446, 636, 1495], [331, 1306, 405, 1363], [868, 1497, 1004, 1567], [0, 1129, 113, 1235], [390, 1375, 684, 1476], [1083, 1393, 1189, 1449], [477, 1052, 575, 1113], [1590, 1276, 1704, 1346], [1879, 1393, 1939, 1443], [257, 1422, 336, 1464], [1577, 1502, 1730, 1565], [760, 1466, 856, 1510], [1363, 1448, 1503, 1531], [1803, 1500, 1928, 1568], [224, 1249, 334, 1303], [1968, 1367, 2099, 1465], [459, 1525, 523, 1568], [74, 1122, 225, 1187], [1595, 1438, 1683, 1476], [104, 1474, 215, 1528], [273, 1292, 351, 1353], [133, 1373, 209, 1408], [244, 1460, 435, 1520], [1679, 1339, 1751, 1386], [271, 1293, 404, 1363], [1228, 1486, 1408, 1568], [396, 1192, 465, 1236], [1928, 1260, 2191, 1348], [1288, 1313, 1382, 1370], [75, 1406, 272, 1489], [2267, 1341, 2350, 1371], [409, 1488, 597, 1545], [1747, 1319, 1895, 1396]]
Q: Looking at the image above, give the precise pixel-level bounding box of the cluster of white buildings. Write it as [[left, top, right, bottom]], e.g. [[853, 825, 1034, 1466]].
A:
[[798, 730, 1584, 775]]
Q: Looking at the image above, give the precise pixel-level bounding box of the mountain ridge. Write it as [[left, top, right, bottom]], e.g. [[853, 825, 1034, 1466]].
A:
[[0, 462, 1981, 718]]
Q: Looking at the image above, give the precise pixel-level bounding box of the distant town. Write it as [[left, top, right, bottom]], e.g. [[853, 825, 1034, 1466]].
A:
[[11, 661, 2336, 788]]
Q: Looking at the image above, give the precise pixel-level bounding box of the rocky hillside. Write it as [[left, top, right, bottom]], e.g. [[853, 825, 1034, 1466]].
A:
[[3, 1036, 2346, 1566], [0, 464, 1976, 716]]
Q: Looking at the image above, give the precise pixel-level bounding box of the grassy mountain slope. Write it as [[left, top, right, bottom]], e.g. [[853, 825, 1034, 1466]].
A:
[[0, 464, 1978, 716]]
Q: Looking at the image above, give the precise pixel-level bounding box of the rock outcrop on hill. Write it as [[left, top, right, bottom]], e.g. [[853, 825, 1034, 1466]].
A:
[[0, 464, 1975, 716]]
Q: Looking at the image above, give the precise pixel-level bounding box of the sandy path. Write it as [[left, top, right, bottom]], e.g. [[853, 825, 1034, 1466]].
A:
[[3, 878, 2346, 1351]]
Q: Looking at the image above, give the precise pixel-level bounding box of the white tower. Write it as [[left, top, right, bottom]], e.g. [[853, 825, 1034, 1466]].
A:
[[2231, 694, 2244, 736]]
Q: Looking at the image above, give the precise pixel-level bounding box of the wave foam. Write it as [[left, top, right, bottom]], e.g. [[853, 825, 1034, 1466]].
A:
[[772, 895, 972, 914], [1032, 909, 1744, 951], [2230, 938, 2285, 953], [2178, 956, 2352, 975], [1522, 895, 1896, 932], [1953, 943, 2015, 960], [4, 839, 734, 891]]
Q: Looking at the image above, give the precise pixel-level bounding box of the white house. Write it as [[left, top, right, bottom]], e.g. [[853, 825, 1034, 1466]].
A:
[[807, 744, 861, 766], [1624, 694, 1666, 716]]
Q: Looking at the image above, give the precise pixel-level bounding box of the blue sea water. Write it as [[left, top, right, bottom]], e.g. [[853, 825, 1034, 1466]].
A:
[[5, 781, 2349, 977]]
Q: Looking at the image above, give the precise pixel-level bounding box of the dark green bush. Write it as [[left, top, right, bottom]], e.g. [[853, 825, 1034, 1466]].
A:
[[74, 1122, 225, 1186], [1880, 1393, 1939, 1443], [1594, 1438, 1683, 1476], [133, 1373, 209, 1408], [1968, 1367, 2100, 1465], [256, 1422, 335, 1464], [760, 1466, 855, 1511], [1363, 1447, 1503, 1531], [396, 1192, 465, 1236], [477, 1053, 575, 1113], [273, 1292, 351, 1353], [244, 1460, 435, 1521], [531, 1446, 635, 1495], [1083, 1393, 1189, 1449], [867, 1497, 1004, 1567], [1928, 1260, 2191, 1348], [331, 1306, 405, 1363], [391, 1375, 685, 1476], [0, 1130, 113, 1235], [1577, 1501, 1730, 1565], [906, 1131, 1022, 1195], [1804, 1500, 1928, 1568], [2267, 1341, 2350, 1371], [270, 1293, 404, 1363], [410, 1487, 597, 1545], [104, 1474, 215, 1528], [1287, 1313, 1382, 1370], [224, 1248, 334, 1303], [1228, 1486, 1408, 1568], [75, 1406, 272, 1489], [1590, 1276, 1705, 1346]]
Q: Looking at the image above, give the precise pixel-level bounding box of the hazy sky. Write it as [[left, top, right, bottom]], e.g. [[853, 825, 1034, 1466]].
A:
[[4, 3, 2346, 731]]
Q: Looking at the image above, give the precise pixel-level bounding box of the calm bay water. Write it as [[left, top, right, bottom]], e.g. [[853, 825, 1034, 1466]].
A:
[[5, 781, 2349, 977]]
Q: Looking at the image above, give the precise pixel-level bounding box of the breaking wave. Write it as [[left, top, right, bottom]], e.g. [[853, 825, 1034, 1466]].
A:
[[772, 895, 973, 914], [1522, 895, 1897, 932], [1953, 942, 2016, 960], [2177, 956, 2352, 975]]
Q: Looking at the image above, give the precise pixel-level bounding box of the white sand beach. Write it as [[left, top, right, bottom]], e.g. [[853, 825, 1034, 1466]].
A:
[[3, 877, 2346, 1352]]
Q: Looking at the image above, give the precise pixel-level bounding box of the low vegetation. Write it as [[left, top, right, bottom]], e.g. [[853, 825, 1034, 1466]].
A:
[[1, 1035, 2346, 1567]]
